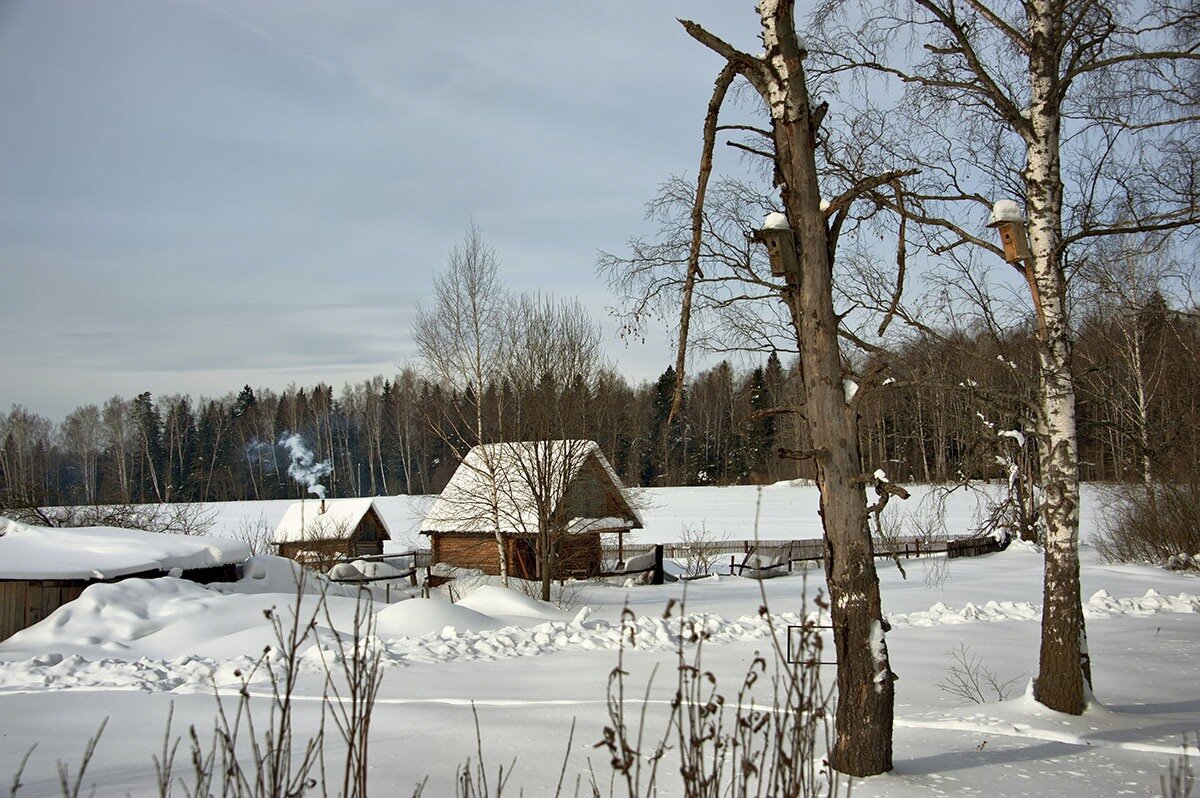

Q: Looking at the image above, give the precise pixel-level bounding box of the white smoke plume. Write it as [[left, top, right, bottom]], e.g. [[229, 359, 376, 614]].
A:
[[278, 432, 332, 499]]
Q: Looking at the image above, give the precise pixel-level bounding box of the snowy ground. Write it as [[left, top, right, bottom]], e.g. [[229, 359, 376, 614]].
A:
[[1, 487, 1195, 796], [204, 481, 1112, 547]]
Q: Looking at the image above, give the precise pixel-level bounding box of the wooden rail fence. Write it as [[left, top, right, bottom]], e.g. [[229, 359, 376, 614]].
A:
[[604, 533, 1006, 577]]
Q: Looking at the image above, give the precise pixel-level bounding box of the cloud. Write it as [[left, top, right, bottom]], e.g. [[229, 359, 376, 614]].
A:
[[0, 0, 753, 418]]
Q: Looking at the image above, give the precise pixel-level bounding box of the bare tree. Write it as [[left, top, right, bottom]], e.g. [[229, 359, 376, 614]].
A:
[[502, 294, 605, 600], [1078, 240, 1194, 495], [810, 0, 1200, 715], [414, 225, 514, 582], [0, 406, 54, 511], [101, 396, 135, 503], [59, 404, 102, 505], [610, 1, 908, 776]]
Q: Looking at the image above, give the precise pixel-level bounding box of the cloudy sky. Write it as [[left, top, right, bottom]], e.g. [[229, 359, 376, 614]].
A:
[[0, 1, 762, 419]]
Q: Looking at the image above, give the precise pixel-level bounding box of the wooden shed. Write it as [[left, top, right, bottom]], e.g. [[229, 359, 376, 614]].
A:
[[0, 517, 248, 642], [420, 440, 643, 579], [272, 497, 392, 566]]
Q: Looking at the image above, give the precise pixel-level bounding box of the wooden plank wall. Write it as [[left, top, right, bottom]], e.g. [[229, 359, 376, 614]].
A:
[[0, 580, 87, 642], [437, 535, 503, 574]]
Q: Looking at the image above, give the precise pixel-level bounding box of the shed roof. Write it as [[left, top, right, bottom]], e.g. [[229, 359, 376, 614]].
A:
[[272, 497, 392, 544], [420, 440, 643, 535], [0, 517, 250, 581]]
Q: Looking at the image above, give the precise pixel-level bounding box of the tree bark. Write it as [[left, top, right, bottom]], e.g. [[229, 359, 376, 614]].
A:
[[679, 0, 896, 775], [1026, 1, 1089, 712], [760, 0, 895, 775]]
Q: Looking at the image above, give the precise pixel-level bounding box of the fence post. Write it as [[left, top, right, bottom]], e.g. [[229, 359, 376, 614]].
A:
[[652, 544, 664, 586], [730, 554, 736, 575]]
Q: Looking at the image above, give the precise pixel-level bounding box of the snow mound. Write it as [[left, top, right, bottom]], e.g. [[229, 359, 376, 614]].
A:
[[374, 598, 505, 638], [0, 517, 248, 580], [455, 586, 571, 622], [1005, 539, 1045, 554], [0, 576, 365, 662], [353, 559, 408, 579], [212, 555, 358, 597], [329, 562, 364, 581]]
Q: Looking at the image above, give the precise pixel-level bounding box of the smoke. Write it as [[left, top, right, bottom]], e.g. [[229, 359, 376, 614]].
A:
[[278, 432, 332, 499], [244, 439, 277, 474]]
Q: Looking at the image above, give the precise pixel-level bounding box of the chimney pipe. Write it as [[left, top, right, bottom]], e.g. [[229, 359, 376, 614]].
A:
[[320, 498, 326, 514]]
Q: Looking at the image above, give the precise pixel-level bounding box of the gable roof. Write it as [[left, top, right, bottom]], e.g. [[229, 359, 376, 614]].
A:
[[419, 440, 643, 535], [272, 497, 392, 544]]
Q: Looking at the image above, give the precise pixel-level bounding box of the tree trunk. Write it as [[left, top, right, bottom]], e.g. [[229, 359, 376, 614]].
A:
[[762, 0, 894, 775], [1026, 6, 1089, 712]]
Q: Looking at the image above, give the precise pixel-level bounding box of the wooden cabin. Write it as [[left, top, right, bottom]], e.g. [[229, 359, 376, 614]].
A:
[[272, 497, 392, 566], [0, 517, 247, 642], [420, 440, 643, 579]]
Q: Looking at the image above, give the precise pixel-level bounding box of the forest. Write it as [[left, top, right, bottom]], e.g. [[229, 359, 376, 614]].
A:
[[2, 287, 1197, 509]]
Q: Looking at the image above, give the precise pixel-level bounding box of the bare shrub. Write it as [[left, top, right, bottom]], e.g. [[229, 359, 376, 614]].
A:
[[593, 595, 845, 797], [12, 579, 413, 798], [511, 575, 584, 611], [236, 513, 276, 556], [8, 718, 107, 798], [677, 523, 729, 578], [1093, 483, 1200, 567], [1161, 734, 1196, 798], [935, 644, 1023, 705], [12, 502, 217, 537]]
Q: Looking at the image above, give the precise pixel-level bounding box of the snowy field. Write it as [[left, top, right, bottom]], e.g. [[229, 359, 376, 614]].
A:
[[1, 485, 1195, 797], [201, 481, 1112, 547]]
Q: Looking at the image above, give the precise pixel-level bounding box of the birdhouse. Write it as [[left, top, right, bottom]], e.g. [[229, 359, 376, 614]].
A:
[[754, 212, 799, 277], [986, 199, 1032, 265]]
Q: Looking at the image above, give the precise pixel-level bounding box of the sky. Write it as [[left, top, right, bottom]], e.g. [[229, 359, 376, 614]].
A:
[[0, 0, 761, 420]]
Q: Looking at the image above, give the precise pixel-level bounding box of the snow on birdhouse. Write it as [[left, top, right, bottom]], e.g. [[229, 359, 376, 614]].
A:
[[987, 199, 1032, 264], [763, 211, 790, 230], [988, 200, 1026, 227]]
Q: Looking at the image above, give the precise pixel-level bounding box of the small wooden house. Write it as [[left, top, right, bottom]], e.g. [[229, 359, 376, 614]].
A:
[[272, 497, 392, 565], [0, 517, 248, 642], [420, 440, 643, 579]]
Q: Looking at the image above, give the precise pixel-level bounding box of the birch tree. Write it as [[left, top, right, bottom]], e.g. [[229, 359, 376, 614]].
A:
[[810, 0, 1200, 715], [414, 225, 514, 582], [60, 404, 103, 505]]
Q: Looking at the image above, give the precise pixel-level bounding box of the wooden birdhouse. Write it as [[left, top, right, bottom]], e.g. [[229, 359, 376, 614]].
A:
[[986, 200, 1032, 265], [754, 212, 799, 276]]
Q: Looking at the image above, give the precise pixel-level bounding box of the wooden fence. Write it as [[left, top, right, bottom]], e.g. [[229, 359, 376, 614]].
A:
[[604, 533, 1005, 577], [946, 536, 1007, 559]]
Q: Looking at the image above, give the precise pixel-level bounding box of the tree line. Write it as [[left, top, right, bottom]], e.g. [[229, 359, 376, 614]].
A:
[[2, 288, 1196, 510]]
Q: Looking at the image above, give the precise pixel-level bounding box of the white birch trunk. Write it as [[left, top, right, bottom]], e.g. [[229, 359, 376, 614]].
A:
[[1025, 0, 1089, 712]]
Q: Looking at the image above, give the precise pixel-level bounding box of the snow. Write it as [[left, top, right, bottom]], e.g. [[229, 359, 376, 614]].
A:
[[566, 516, 631, 533], [272, 496, 390, 543], [455, 586, 572, 622], [374, 599, 507, 637], [763, 211, 789, 229], [0, 486, 1192, 796], [999, 429, 1027, 447], [0, 517, 248, 580], [989, 198, 1026, 225], [187, 483, 1107, 550], [420, 440, 642, 535]]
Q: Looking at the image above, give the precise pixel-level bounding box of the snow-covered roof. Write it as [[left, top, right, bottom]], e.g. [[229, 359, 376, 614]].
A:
[[272, 497, 392, 544], [0, 517, 250, 581], [420, 440, 643, 535]]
